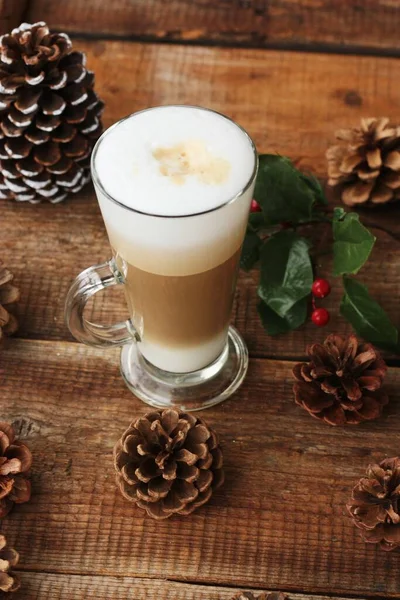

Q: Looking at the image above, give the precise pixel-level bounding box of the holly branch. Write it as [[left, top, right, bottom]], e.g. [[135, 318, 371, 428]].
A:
[[241, 155, 399, 353]]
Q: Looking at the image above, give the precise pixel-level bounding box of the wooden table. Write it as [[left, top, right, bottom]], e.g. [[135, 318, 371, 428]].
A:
[[2, 2, 400, 599]]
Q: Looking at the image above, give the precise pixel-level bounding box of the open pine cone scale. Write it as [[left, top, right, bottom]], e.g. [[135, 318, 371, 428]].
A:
[[114, 409, 224, 519], [231, 593, 288, 600], [348, 457, 400, 551], [0, 260, 19, 338], [0, 422, 32, 517], [293, 334, 388, 425], [0, 22, 104, 204], [0, 534, 20, 594], [327, 117, 400, 206]]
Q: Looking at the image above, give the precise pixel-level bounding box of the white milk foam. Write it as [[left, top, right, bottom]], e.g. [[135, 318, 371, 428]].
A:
[[93, 106, 257, 372], [94, 106, 255, 217], [94, 106, 256, 276]]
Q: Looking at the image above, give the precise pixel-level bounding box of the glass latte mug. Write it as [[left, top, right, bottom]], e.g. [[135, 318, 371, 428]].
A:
[[65, 106, 258, 410]]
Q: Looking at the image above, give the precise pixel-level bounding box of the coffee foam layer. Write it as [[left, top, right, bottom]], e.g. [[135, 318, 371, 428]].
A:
[[99, 184, 253, 276], [93, 106, 255, 217]]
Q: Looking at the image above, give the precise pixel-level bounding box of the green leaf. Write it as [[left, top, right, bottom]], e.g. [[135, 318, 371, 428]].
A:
[[333, 211, 376, 276], [254, 155, 317, 226], [301, 172, 328, 206], [333, 207, 346, 220], [257, 230, 313, 318], [340, 277, 398, 352], [257, 296, 308, 335], [248, 212, 265, 231], [240, 230, 262, 271]]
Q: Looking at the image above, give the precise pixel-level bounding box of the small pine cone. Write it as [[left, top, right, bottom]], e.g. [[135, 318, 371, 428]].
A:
[[0, 534, 20, 595], [293, 334, 388, 426], [0, 22, 104, 204], [0, 261, 19, 341], [231, 593, 288, 600], [347, 457, 400, 551], [0, 422, 32, 517], [326, 117, 400, 207], [114, 409, 224, 520]]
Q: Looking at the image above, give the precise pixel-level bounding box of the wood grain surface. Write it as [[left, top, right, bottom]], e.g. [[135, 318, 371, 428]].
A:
[[26, 0, 400, 54], [0, 0, 29, 33], [2, 340, 400, 598], [11, 573, 376, 600], [68, 40, 400, 176]]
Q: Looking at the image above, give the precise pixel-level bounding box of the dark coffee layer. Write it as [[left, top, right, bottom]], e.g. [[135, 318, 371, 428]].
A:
[[120, 248, 241, 348]]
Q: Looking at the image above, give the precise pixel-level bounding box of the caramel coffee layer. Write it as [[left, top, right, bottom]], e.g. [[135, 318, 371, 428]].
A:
[[117, 248, 241, 348]]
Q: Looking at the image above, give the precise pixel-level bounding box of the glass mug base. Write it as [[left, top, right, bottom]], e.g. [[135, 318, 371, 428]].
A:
[[120, 326, 249, 411]]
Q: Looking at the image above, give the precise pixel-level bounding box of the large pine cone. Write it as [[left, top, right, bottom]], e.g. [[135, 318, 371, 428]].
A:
[[326, 117, 400, 207], [0, 534, 20, 595], [0, 422, 32, 517], [0, 261, 19, 341], [231, 593, 288, 600], [293, 334, 388, 425], [0, 22, 104, 204], [114, 409, 224, 520], [347, 457, 400, 551]]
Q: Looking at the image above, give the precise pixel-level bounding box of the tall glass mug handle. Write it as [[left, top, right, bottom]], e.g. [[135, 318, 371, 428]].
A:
[[65, 258, 137, 347]]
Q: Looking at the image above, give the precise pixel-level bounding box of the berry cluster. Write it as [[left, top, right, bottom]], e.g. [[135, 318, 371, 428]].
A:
[[311, 278, 331, 327]]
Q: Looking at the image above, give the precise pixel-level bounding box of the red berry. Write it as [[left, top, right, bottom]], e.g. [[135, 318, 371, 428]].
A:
[[250, 199, 262, 213], [311, 278, 331, 299], [311, 307, 330, 327]]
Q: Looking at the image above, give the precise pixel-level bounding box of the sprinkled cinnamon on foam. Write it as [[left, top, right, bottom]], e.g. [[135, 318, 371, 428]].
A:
[[152, 139, 231, 186]]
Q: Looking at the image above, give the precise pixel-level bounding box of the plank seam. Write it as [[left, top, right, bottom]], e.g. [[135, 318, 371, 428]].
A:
[[56, 30, 400, 59]]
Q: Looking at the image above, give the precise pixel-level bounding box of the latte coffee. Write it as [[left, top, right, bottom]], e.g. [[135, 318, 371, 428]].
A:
[[93, 106, 256, 373]]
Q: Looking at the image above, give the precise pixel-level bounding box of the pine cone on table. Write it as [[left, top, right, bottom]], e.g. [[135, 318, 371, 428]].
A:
[[0, 261, 19, 341], [0, 21, 104, 204], [326, 117, 400, 207], [114, 409, 224, 519], [231, 593, 288, 600], [0, 534, 20, 595], [347, 457, 400, 551], [0, 422, 32, 517], [293, 334, 388, 425]]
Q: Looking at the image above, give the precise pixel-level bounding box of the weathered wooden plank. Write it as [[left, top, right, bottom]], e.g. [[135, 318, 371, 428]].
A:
[[26, 0, 400, 53], [1, 40, 399, 358], [2, 184, 400, 360], [11, 573, 372, 600], [0, 0, 29, 34], [77, 40, 400, 177], [1, 339, 400, 596]]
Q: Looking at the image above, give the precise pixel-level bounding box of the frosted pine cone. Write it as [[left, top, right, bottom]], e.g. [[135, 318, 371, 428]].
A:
[[0, 22, 104, 203]]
